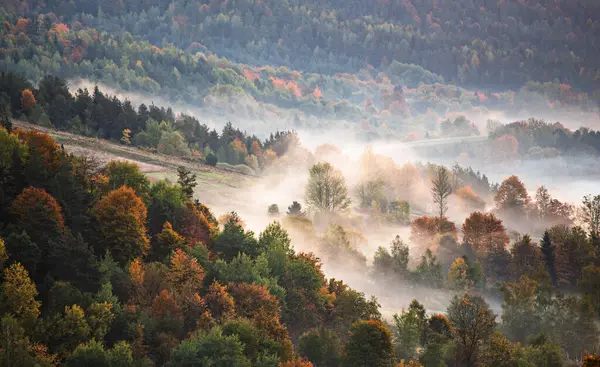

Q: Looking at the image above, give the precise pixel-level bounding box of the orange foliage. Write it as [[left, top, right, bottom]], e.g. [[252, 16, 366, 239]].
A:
[[231, 138, 248, 155], [583, 351, 600, 366], [455, 186, 485, 210], [410, 216, 457, 250], [462, 212, 509, 254], [280, 359, 314, 367], [250, 140, 262, 157], [313, 85, 323, 99], [21, 89, 36, 111], [15, 129, 60, 169], [180, 202, 213, 246], [230, 283, 280, 320], [151, 289, 182, 319], [11, 187, 65, 232], [91, 186, 150, 263], [15, 18, 28, 32], [129, 258, 145, 287], [53, 23, 69, 35], [270, 77, 302, 97], [205, 281, 235, 323], [243, 69, 260, 81], [167, 248, 205, 294]]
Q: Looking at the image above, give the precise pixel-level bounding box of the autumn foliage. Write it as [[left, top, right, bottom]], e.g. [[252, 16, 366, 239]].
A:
[[11, 187, 65, 234], [462, 212, 509, 254], [91, 186, 149, 264], [179, 201, 213, 246], [21, 89, 36, 111]]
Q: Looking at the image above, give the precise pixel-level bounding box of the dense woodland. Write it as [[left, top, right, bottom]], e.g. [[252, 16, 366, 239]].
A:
[[2, 117, 600, 365], [4, 0, 600, 92], [2, 0, 600, 365], [1, 4, 599, 139], [0, 72, 299, 174]]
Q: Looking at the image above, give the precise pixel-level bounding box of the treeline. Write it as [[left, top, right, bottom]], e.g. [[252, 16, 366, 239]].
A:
[[0, 72, 297, 173], [7, 0, 600, 93], [490, 118, 600, 158]]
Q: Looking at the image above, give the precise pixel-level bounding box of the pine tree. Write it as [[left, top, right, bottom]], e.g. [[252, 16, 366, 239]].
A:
[[177, 166, 197, 200], [540, 230, 557, 285]]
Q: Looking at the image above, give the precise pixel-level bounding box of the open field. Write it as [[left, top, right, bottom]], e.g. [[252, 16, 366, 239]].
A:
[[12, 120, 256, 207]]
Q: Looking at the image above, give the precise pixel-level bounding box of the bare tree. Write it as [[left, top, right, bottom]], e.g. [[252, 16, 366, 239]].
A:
[[431, 166, 452, 218], [305, 162, 351, 213]]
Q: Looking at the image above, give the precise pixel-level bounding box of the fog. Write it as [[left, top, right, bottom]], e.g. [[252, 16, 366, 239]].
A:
[[67, 78, 600, 318]]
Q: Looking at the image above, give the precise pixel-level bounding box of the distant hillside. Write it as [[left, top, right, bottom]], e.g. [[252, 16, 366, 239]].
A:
[[5, 0, 600, 93]]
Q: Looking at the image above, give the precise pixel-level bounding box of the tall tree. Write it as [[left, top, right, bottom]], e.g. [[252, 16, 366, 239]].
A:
[[431, 166, 452, 218], [462, 212, 509, 255], [447, 293, 496, 367], [305, 162, 350, 213], [580, 194, 600, 236], [1, 263, 40, 329], [343, 319, 395, 367], [494, 175, 529, 214], [176, 166, 197, 200], [540, 230, 557, 285], [536, 185, 552, 220], [91, 186, 149, 265]]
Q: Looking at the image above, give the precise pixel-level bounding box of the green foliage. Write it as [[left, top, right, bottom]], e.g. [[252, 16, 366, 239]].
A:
[[343, 319, 395, 367], [298, 327, 342, 367], [393, 300, 426, 361], [167, 327, 251, 367], [213, 213, 262, 261], [64, 340, 133, 367]]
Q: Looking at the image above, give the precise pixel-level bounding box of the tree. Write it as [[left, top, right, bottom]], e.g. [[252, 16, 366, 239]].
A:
[[446, 293, 496, 367], [268, 204, 280, 216], [21, 89, 36, 112], [462, 212, 509, 255], [287, 201, 305, 216], [500, 276, 540, 342], [11, 187, 65, 246], [540, 230, 557, 285], [509, 235, 542, 280], [64, 340, 133, 367], [168, 327, 251, 366], [179, 201, 213, 246], [0, 315, 56, 367], [153, 221, 186, 260], [177, 166, 197, 200], [298, 327, 342, 367], [205, 281, 235, 323], [580, 194, 600, 236], [393, 299, 426, 361], [536, 185, 552, 220], [206, 152, 218, 166], [579, 266, 600, 316], [101, 161, 150, 198], [91, 186, 149, 264], [1, 263, 40, 329], [431, 166, 452, 218], [0, 102, 12, 132], [213, 213, 260, 261], [343, 319, 395, 367], [372, 235, 409, 280], [305, 162, 350, 213], [494, 175, 529, 213], [167, 248, 205, 294]]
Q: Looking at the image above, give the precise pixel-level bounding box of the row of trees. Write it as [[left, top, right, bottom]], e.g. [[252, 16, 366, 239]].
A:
[[0, 72, 299, 172]]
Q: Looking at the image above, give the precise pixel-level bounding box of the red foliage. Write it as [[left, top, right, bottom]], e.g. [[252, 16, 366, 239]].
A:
[[11, 187, 65, 232], [179, 202, 213, 246]]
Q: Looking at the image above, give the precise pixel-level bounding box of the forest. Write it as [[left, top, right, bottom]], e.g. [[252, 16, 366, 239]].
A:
[[1, 75, 600, 365], [2, 0, 600, 365]]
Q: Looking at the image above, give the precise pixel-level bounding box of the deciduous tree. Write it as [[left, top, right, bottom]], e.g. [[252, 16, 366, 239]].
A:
[[91, 186, 149, 265], [305, 162, 350, 213], [431, 166, 452, 218], [343, 319, 395, 367]]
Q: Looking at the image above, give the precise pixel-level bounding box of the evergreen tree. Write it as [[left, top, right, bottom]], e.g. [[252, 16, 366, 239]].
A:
[[540, 230, 557, 285]]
